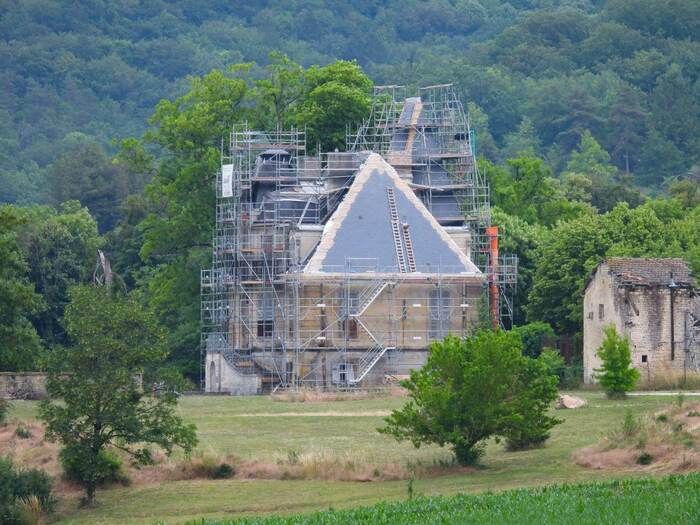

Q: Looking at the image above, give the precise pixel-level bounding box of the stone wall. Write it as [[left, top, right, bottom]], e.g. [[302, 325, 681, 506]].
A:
[[0, 372, 47, 399], [583, 262, 697, 384]]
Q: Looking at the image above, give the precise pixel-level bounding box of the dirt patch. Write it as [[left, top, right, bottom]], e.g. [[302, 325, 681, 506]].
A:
[[573, 402, 700, 473]]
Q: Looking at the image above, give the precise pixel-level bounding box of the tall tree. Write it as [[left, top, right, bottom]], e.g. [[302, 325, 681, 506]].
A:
[[17, 202, 101, 347], [527, 202, 693, 334], [290, 60, 372, 152], [140, 69, 248, 378], [39, 285, 197, 505], [0, 206, 42, 370], [46, 134, 130, 232]]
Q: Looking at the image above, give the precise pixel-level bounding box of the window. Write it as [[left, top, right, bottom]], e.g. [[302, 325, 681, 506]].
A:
[[598, 304, 605, 320], [587, 311, 594, 320], [331, 362, 354, 384], [209, 361, 217, 387], [257, 291, 274, 338], [641, 355, 648, 363], [429, 288, 451, 340], [340, 290, 359, 340]]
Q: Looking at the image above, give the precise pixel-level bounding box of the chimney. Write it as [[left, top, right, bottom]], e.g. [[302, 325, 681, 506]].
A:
[[486, 226, 499, 329]]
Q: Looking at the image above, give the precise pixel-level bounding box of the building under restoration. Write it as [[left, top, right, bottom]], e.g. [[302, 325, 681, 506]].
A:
[[202, 84, 516, 394]]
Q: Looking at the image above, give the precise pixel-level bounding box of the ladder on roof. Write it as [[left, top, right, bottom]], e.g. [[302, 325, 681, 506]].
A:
[[386, 187, 408, 273], [401, 223, 417, 272]]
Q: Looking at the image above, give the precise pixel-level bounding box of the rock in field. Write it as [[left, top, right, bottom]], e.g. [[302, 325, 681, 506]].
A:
[[556, 394, 587, 409]]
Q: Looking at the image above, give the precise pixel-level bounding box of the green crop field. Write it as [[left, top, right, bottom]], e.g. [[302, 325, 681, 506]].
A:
[[7, 392, 697, 524], [201, 474, 700, 525]]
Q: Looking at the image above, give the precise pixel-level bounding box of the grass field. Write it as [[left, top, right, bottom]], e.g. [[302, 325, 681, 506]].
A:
[[5, 392, 696, 524], [199, 473, 700, 524]]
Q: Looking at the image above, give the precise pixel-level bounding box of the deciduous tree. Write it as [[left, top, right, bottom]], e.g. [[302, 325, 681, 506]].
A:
[[39, 285, 197, 505]]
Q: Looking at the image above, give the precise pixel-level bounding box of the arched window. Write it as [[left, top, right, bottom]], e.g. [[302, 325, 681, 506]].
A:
[[209, 361, 217, 389]]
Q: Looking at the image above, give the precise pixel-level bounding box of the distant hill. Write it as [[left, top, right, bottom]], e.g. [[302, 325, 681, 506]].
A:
[[1, 0, 698, 202]]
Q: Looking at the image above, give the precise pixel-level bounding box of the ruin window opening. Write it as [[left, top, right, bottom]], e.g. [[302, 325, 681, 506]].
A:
[[598, 304, 605, 320]]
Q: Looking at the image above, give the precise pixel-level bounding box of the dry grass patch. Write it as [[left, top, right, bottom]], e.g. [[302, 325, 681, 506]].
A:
[[166, 449, 467, 483], [638, 369, 700, 391], [0, 420, 60, 477], [270, 386, 406, 403], [574, 401, 700, 473]]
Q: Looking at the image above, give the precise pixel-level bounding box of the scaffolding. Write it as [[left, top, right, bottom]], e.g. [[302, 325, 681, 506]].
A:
[[348, 83, 516, 328], [202, 85, 517, 392]]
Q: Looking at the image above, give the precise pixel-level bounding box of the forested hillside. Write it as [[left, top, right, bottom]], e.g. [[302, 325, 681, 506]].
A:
[[1, 0, 698, 204], [1, 1, 699, 381]]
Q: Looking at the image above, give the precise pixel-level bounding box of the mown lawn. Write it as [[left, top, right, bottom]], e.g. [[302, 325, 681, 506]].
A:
[[7, 392, 695, 524], [196, 473, 700, 525]]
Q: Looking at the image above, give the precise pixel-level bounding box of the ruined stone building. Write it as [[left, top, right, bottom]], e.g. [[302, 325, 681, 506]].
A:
[[583, 258, 700, 384], [201, 85, 516, 394]]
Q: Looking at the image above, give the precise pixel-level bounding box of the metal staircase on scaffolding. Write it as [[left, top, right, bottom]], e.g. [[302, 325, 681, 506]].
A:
[[352, 280, 390, 317], [350, 316, 396, 385], [344, 279, 397, 385]]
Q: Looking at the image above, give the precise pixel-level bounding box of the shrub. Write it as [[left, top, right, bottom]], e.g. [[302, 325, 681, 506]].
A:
[[512, 322, 555, 358], [14, 426, 31, 439], [60, 446, 127, 488], [380, 331, 561, 465], [212, 463, 235, 479], [636, 452, 653, 465], [594, 325, 639, 398], [503, 355, 561, 451], [621, 411, 640, 438], [0, 398, 10, 425], [538, 349, 566, 383], [0, 456, 54, 524]]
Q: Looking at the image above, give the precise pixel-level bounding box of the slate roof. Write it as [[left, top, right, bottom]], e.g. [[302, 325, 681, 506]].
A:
[[603, 258, 696, 288], [304, 153, 480, 275]]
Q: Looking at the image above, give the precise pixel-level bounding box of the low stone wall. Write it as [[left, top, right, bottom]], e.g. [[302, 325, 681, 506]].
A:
[[0, 372, 47, 399]]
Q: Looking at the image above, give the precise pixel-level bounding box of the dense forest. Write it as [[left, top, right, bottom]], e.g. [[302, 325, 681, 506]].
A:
[[2, 0, 699, 201], [0, 1, 698, 380]]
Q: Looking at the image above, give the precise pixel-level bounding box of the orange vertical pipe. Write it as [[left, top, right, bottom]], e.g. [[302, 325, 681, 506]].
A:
[[486, 226, 499, 329]]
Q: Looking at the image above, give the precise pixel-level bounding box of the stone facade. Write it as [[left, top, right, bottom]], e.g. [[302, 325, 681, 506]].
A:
[[206, 277, 484, 394], [0, 372, 47, 399], [583, 258, 699, 384]]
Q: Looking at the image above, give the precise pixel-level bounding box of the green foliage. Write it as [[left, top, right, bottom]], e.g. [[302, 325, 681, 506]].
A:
[[621, 411, 640, 438], [290, 60, 372, 152], [13, 425, 31, 439], [380, 331, 560, 465], [526, 201, 698, 335], [0, 398, 10, 425], [595, 326, 640, 398], [46, 134, 131, 232], [511, 322, 555, 358], [0, 456, 54, 524], [194, 474, 700, 525], [537, 349, 566, 384], [39, 285, 197, 504], [0, 206, 43, 370], [502, 356, 562, 451], [2, 1, 698, 202], [60, 446, 127, 487], [15, 202, 101, 348], [484, 156, 590, 227], [211, 463, 235, 480]]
